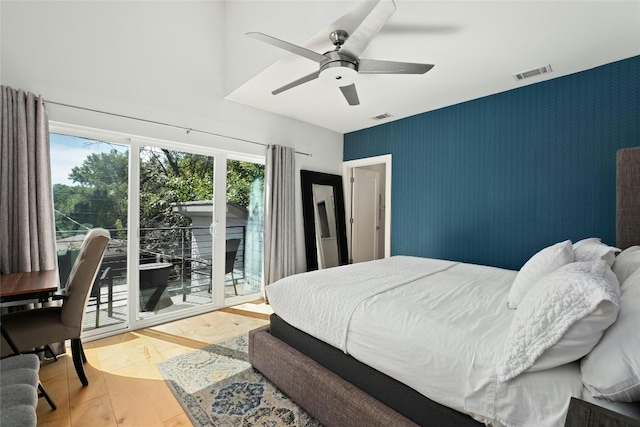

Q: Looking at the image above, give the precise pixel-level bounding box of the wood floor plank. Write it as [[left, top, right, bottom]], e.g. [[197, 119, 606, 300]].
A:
[[163, 413, 193, 427], [109, 383, 166, 426], [69, 394, 117, 427], [148, 381, 185, 423], [36, 376, 70, 425]]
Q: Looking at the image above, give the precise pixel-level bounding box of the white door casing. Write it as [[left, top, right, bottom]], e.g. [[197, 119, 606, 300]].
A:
[[343, 154, 392, 263]]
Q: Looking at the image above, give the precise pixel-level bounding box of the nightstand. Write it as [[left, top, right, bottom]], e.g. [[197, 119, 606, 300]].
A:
[[565, 397, 640, 427]]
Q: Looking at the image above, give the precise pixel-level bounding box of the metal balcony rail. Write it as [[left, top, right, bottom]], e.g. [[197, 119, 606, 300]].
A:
[[56, 225, 251, 297]]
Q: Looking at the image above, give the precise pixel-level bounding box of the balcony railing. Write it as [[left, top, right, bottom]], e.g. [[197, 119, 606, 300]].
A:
[[56, 225, 262, 330]]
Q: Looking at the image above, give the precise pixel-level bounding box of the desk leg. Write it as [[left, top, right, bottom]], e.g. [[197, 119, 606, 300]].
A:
[[1, 322, 21, 354], [1, 323, 58, 410]]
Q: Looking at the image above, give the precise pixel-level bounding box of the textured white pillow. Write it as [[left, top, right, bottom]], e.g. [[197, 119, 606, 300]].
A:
[[612, 245, 640, 286], [507, 240, 574, 309], [581, 267, 640, 402], [497, 260, 620, 382], [573, 238, 621, 266], [573, 237, 602, 248]]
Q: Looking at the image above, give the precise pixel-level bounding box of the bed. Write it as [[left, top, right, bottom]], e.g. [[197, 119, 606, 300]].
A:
[[248, 149, 640, 427], [250, 246, 640, 426]]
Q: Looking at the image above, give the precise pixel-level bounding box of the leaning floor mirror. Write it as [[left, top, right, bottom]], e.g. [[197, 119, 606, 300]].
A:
[[301, 170, 349, 271]]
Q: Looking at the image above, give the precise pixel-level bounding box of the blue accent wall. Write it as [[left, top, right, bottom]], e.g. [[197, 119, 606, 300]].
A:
[[344, 56, 640, 270]]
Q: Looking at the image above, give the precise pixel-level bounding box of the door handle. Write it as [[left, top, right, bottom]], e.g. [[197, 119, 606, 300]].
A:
[[209, 222, 219, 237]]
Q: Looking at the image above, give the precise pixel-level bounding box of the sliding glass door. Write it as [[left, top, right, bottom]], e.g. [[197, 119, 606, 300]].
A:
[[137, 145, 217, 321], [51, 126, 265, 337], [50, 133, 130, 335]]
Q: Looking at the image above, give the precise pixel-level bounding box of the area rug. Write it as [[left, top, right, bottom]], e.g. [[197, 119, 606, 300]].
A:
[[156, 334, 321, 426]]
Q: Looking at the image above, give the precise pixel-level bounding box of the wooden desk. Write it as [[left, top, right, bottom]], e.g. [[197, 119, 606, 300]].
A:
[[0, 269, 59, 355], [0, 269, 59, 304]]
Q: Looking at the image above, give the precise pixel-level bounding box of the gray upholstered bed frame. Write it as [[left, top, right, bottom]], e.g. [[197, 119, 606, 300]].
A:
[[617, 147, 640, 250], [249, 315, 483, 426], [249, 324, 420, 426]]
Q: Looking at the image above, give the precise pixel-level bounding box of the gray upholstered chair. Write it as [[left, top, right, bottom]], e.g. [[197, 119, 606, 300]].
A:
[[0, 228, 110, 386]]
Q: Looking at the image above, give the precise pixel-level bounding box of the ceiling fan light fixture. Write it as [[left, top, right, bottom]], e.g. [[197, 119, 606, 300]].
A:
[[319, 62, 358, 87]]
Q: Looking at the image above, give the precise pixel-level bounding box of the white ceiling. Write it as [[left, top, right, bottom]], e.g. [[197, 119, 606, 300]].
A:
[[225, 0, 640, 134]]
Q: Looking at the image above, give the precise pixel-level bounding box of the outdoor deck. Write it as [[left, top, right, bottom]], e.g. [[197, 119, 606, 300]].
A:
[[82, 270, 254, 331]]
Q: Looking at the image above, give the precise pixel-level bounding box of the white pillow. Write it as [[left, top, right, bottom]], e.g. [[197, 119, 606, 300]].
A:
[[507, 240, 574, 309], [497, 260, 620, 382], [612, 245, 640, 286], [573, 238, 621, 266], [573, 237, 602, 248], [581, 267, 640, 402]]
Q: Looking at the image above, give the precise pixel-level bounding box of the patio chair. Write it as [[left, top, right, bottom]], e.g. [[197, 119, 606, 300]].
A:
[[198, 238, 242, 296], [0, 228, 110, 386], [225, 238, 241, 295]]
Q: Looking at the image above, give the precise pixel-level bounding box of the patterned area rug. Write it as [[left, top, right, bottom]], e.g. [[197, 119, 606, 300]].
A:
[[156, 334, 321, 426]]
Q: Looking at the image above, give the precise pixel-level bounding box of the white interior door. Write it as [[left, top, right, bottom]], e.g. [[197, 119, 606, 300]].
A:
[[351, 168, 380, 263], [344, 155, 392, 261]]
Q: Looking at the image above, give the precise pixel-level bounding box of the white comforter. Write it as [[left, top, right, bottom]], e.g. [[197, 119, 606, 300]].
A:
[[267, 256, 456, 350], [266, 256, 584, 427]]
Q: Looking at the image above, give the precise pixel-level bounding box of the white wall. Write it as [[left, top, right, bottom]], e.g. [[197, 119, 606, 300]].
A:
[[0, 0, 344, 273]]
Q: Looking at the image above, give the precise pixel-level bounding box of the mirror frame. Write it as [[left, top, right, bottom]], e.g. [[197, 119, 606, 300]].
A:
[[301, 170, 349, 271]]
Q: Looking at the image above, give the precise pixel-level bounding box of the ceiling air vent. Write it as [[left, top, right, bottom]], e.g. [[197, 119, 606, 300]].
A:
[[371, 113, 393, 121], [513, 64, 553, 81]]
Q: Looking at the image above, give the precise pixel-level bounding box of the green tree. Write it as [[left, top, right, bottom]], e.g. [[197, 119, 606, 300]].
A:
[[139, 147, 213, 230], [227, 160, 264, 208], [55, 146, 264, 236], [54, 149, 129, 233]]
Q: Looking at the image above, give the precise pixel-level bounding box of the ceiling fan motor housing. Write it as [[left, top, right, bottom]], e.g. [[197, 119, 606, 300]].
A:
[[319, 51, 358, 87]]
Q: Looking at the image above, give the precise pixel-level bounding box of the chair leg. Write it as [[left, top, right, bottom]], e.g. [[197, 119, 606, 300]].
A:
[[231, 272, 238, 296], [183, 280, 188, 302], [38, 383, 57, 410], [71, 338, 88, 386], [107, 278, 114, 316], [43, 345, 58, 361], [95, 293, 101, 329]]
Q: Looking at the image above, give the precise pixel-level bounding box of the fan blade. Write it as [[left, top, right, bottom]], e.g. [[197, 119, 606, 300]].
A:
[[246, 32, 327, 63], [358, 59, 434, 74], [340, 0, 396, 60], [272, 71, 321, 95], [339, 84, 360, 106]]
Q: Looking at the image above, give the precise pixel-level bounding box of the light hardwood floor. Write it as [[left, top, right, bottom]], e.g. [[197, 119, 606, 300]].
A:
[[35, 303, 271, 427]]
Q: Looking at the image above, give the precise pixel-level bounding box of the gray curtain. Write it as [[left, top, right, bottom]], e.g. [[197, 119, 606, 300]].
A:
[[264, 144, 296, 288], [0, 86, 62, 356], [1, 85, 56, 274]]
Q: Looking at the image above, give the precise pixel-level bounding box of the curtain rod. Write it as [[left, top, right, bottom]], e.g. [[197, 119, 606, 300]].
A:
[[43, 99, 312, 157]]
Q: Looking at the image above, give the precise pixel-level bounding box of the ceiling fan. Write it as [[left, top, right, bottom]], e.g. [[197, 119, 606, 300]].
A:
[[246, 0, 434, 106]]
